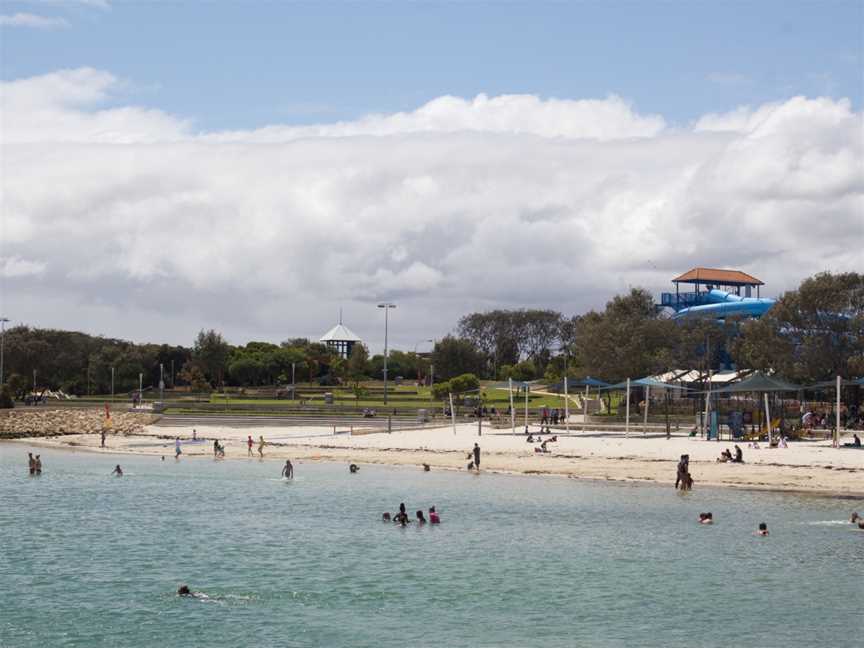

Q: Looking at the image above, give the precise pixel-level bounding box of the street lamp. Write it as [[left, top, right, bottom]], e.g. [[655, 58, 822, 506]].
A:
[[111, 367, 115, 402], [377, 303, 396, 404], [0, 317, 9, 386]]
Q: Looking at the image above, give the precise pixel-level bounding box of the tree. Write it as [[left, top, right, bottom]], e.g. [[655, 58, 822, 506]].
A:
[[228, 357, 264, 386], [510, 360, 536, 382], [732, 272, 864, 381], [347, 343, 370, 384], [431, 336, 485, 381], [572, 288, 677, 382], [179, 362, 210, 392], [193, 329, 231, 386], [449, 373, 480, 394]]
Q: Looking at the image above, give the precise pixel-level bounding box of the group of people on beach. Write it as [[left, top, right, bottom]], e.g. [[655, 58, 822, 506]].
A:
[[717, 445, 745, 463], [27, 453, 42, 475], [383, 502, 441, 526], [540, 407, 565, 425]]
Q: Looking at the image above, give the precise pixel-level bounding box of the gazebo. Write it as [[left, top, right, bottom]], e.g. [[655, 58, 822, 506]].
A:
[[319, 316, 362, 359]]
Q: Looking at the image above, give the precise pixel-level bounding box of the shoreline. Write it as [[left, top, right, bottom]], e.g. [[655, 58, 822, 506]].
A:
[[7, 423, 864, 499]]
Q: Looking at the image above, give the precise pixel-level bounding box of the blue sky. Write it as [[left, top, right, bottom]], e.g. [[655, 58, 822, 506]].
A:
[[2, 1, 862, 131]]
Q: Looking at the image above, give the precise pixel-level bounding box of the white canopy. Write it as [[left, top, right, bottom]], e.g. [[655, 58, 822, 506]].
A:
[[320, 323, 362, 343]]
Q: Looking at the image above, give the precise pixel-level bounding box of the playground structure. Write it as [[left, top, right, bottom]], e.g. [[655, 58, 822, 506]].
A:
[[661, 267, 775, 321]]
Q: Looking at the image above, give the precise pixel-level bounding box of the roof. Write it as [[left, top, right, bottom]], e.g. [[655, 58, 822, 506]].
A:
[[709, 372, 801, 394], [672, 267, 764, 286], [319, 323, 362, 343]]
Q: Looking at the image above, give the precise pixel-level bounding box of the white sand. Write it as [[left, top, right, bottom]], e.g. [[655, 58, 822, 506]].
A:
[[17, 422, 864, 497]]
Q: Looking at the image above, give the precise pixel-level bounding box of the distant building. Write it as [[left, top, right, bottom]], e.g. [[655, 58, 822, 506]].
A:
[[319, 317, 362, 359], [661, 267, 773, 320]]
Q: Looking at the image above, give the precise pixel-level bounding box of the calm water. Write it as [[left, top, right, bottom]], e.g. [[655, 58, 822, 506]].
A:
[[1, 444, 862, 648]]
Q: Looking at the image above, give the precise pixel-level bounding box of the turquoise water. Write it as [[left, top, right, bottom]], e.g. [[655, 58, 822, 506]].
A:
[[1, 445, 862, 648]]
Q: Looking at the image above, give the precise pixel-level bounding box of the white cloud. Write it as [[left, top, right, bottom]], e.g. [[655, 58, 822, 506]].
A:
[[0, 12, 69, 29], [0, 257, 46, 278], [1, 68, 861, 348]]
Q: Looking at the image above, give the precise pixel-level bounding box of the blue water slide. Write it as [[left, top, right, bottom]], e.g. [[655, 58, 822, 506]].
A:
[[673, 289, 774, 320]]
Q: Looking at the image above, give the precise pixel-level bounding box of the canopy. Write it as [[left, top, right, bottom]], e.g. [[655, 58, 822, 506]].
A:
[[805, 377, 864, 389], [601, 377, 690, 391], [709, 371, 802, 394], [547, 376, 610, 392]]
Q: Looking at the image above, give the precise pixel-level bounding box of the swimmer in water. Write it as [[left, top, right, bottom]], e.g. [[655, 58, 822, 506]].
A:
[[382, 512, 391, 522], [422, 463, 431, 472], [851, 512, 860, 524], [349, 463, 359, 473], [429, 506, 441, 524], [698, 512, 713, 524], [177, 584, 208, 599], [28, 453, 35, 475], [34, 455, 42, 475], [416, 510, 427, 524], [756, 522, 769, 536], [112, 465, 123, 477], [281, 460, 293, 479]]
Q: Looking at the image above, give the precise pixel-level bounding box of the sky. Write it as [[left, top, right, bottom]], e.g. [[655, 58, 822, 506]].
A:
[[1, 0, 862, 352]]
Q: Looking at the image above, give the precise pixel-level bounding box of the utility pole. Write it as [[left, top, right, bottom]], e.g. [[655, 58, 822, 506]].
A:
[[111, 367, 115, 402], [159, 363, 164, 403]]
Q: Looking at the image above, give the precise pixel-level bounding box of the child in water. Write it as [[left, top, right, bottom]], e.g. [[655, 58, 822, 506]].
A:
[[756, 522, 769, 536]]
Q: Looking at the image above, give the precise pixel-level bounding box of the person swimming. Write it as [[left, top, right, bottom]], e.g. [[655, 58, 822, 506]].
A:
[[416, 510, 427, 524], [757, 522, 769, 536], [698, 512, 713, 524], [112, 465, 123, 476], [177, 584, 209, 600], [851, 512, 861, 524], [349, 463, 359, 473], [429, 506, 441, 524], [422, 463, 431, 472], [382, 512, 391, 522]]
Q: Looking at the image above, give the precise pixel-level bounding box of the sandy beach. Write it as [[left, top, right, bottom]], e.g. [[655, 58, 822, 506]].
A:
[[13, 421, 864, 498]]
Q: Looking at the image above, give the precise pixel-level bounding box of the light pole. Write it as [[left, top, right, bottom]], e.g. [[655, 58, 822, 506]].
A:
[[0, 317, 9, 386], [111, 367, 115, 402], [159, 363, 164, 403], [139, 372, 143, 406], [377, 303, 396, 404]]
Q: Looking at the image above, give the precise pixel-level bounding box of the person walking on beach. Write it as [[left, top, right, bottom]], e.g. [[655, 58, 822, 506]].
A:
[[258, 435, 266, 458], [175, 437, 182, 459], [282, 460, 293, 479], [473, 443, 481, 470], [675, 455, 688, 490], [247, 435, 254, 457]]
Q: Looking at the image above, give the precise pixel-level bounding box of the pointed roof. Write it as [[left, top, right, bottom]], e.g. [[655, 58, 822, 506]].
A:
[[672, 267, 764, 286], [320, 323, 362, 343], [710, 371, 801, 394]]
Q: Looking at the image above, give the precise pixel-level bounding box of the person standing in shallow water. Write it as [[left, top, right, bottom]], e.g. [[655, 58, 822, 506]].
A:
[[28, 453, 35, 475], [282, 460, 293, 479], [34, 455, 42, 475], [473, 443, 481, 470]]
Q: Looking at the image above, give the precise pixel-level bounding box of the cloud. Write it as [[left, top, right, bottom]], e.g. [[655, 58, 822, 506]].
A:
[[0, 12, 69, 29], [0, 257, 47, 278], [1, 68, 861, 348]]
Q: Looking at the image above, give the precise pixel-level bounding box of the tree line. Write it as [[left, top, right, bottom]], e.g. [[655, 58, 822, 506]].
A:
[[1, 271, 861, 399]]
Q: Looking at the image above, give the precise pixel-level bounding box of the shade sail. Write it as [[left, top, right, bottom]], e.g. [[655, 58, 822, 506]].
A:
[[601, 377, 690, 391], [709, 371, 802, 394], [547, 376, 610, 392], [805, 377, 864, 389]]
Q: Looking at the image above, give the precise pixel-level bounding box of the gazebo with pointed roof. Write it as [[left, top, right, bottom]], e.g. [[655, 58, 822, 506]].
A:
[[320, 314, 362, 359]]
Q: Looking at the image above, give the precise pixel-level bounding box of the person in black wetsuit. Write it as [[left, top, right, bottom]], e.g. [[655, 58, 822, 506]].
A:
[[733, 445, 744, 463], [473, 443, 481, 470]]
